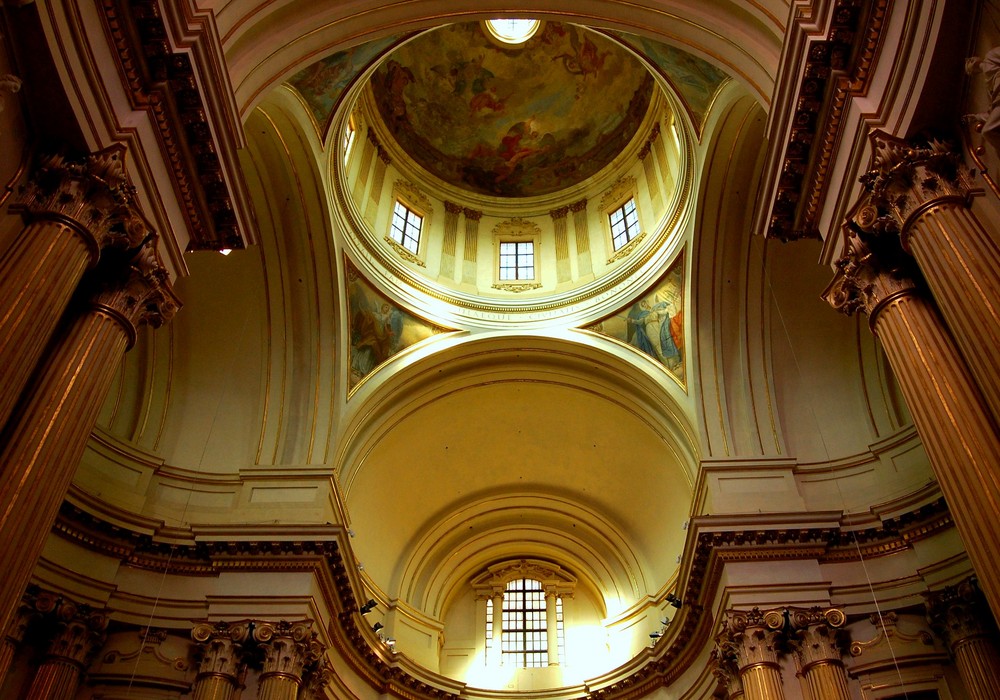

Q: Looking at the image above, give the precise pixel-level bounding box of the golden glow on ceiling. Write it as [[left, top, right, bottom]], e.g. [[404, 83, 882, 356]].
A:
[[485, 18, 540, 44]]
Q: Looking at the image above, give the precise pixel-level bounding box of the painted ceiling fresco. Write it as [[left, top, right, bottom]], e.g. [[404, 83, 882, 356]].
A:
[[611, 32, 729, 136], [346, 259, 449, 393], [288, 35, 406, 131], [370, 22, 654, 198], [588, 253, 685, 386]]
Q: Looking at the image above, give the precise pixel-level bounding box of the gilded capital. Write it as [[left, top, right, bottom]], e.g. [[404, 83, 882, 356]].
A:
[[87, 235, 181, 347], [43, 600, 108, 668], [718, 608, 785, 671], [785, 607, 847, 671], [710, 646, 745, 698], [192, 620, 251, 679], [12, 145, 150, 259], [822, 229, 922, 326], [859, 130, 976, 246], [300, 660, 336, 699], [927, 577, 997, 650], [253, 619, 323, 681]]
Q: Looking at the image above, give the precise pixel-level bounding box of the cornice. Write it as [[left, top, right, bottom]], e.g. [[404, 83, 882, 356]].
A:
[[763, 0, 886, 242], [49, 494, 955, 700], [98, 0, 253, 252]]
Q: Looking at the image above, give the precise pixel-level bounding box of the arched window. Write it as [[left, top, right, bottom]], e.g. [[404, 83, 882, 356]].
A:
[[476, 561, 574, 669]]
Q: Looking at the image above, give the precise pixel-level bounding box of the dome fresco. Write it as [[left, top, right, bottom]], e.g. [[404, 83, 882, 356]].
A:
[[371, 22, 654, 197]]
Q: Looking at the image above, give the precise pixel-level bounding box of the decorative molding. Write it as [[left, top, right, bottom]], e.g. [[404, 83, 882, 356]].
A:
[[849, 611, 933, 657], [384, 235, 426, 266], [98, 0, 249, 251], [491, 217, 540, 239], [491, 281, 542, 293], [600, 176, 637, 211], [766, 0, 884, 241], [607, 230, 646, 264]]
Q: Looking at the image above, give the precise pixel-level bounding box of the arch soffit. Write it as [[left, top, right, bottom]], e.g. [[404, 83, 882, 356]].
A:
[[220, 1, 784, 117], [335, 333, 700, 495]]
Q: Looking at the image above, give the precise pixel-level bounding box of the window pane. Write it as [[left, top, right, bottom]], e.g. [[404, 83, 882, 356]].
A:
[[610, 198, 641, 251]]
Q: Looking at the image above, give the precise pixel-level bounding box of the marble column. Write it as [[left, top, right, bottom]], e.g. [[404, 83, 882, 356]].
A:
[[545, 590, 559, 665], [785, 607, 850, 700], [253, 620, 323, 700], [852, 131, 1000, 426], [824, 229, 1000, 618], [24, 599, 107, 699], [717, 609, 786, 700], [927, 578, 1000, 700], [191, 621, 251, 700], [0, 237, 180, 636], [1, 145, 147, 431]]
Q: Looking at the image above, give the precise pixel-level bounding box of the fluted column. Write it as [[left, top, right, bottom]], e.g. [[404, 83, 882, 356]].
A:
[[785, 607, 850, 700], [24, 599, 107, 699], [545, 590, 559, 665], [718, 609, 786, 700], [0, 145, 147, 431], [853, 131, 1000, 426], [927, 578, 1000, 700], [253, 620, 323, 700], [0, 237, 180, 636], [191, 621, 251, 700], [824, 229, 1000, 619]]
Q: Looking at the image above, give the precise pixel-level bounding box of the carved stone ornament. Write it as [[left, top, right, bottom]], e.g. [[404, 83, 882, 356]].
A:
[[717, 608, 786, 669], [43, 600, 109, 667], [88, 235, 182, 347], [709, 646, 744, 697], [926, 577, 997, 649], [384, 235, 426, 266], [253, 619, 324, 680], [850, 611, 933, 657], [600, 176, 637, 212], [607, 230, 646, 264], [101, 629, 190, 673], [471, 559, 577, 598], [492, 217, 541, 239], [822, 228, 921, 325], [11, 145, 149, 258], [191, 620, 252, 678], [491, 281, 542, 293], [300, 660, 336, 699], [785, 607, 847, 670], [859, 131, 977, 247], [393, 179, 433, 215]]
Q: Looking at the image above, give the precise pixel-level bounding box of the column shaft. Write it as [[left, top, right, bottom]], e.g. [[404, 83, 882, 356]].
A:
[[491, 593, 503, 665], [0, 220, 93, 431], [24, 659, 81, 700], [802, 661, 851, 700], [740, 663, 784, 700], [953, 638, 1000, 700], [0, 637, 15, 687], [192, 675, 239, 700], [873, 294, 1000, 615], [0, 310, 129, 634], [257, 673, 301, 700], [905, 203, 1000, 426], [545, 592, 559, 665]]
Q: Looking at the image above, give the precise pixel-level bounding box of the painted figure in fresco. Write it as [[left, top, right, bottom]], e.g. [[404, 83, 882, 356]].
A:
[[380, 59, 415, 126], [351, 301, 398, 377], [552, 32, 609, 78], [626, 300, 660, 360]]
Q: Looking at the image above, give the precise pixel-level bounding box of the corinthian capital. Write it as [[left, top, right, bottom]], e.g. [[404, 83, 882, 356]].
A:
[[88, 235, 181, 346], [192, 620, 252, 678], [12, 145, 150, 255], [859, 130, 977, 243], [822, 228, 922, 324], [43, 599, 108, 667], [927, 577, 997, 650], [784, 607, 847, 670], [717, 608, 785, 670], [253, 619, 323, 680]]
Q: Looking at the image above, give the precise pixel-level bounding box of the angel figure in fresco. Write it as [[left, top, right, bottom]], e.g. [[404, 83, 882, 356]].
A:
[[380, 59, 415, 126], [469, 86, 505, 115], [552, 31, 609, 78]]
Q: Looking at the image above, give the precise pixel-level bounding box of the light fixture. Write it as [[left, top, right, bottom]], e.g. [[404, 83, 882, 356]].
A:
[[372, 622, 384, 633], [666, 593, 682, 609], [660, 617, 672, 627], [360, 599, 377, 615], [386, 638, 396, 648], [219, 248, 232, 256], [648, 631, 662, 639]]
